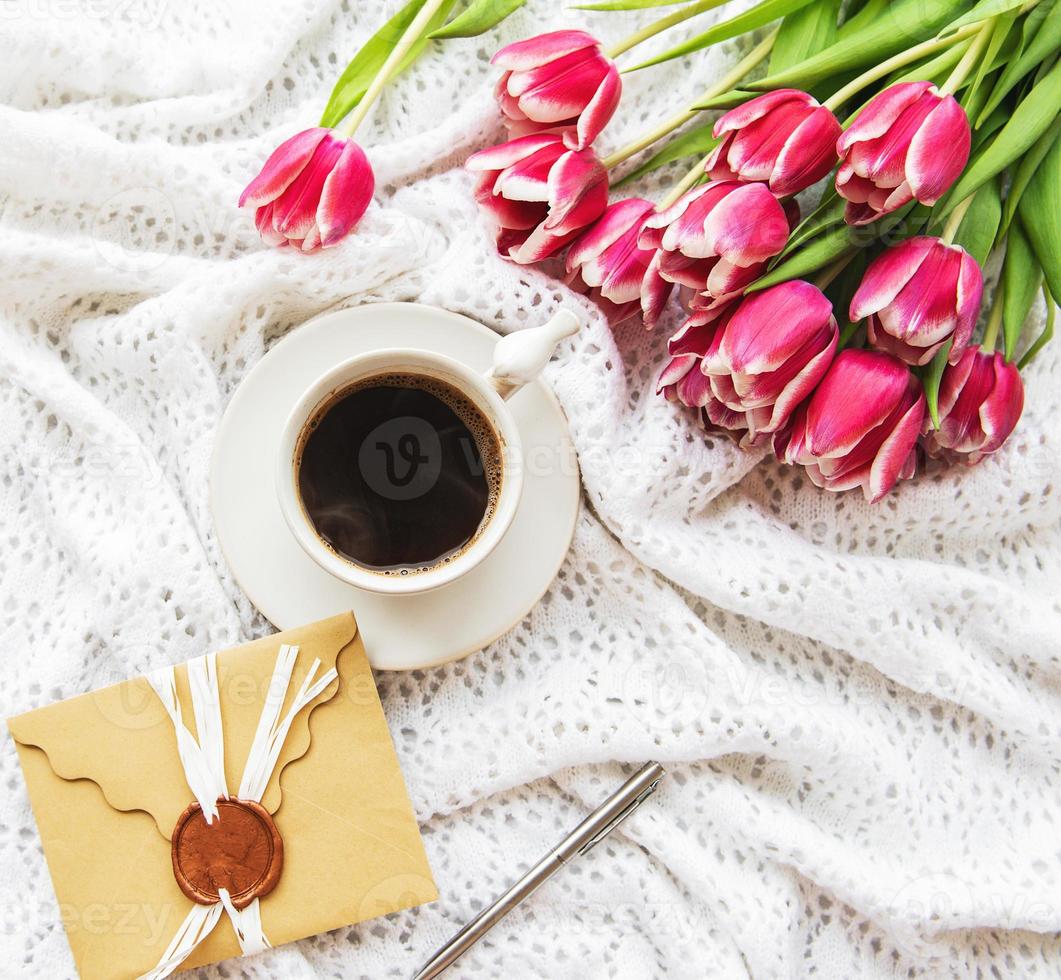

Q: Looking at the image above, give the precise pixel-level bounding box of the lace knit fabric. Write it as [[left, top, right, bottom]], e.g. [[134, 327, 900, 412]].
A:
[[0, 2, 1059, 978]]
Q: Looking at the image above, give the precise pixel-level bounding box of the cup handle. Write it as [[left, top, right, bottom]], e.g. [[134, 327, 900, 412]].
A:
[[485, 309, 581, 400]]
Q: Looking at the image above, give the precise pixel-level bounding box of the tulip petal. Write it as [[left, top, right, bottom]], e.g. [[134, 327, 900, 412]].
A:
[[850, 237, 934, 320], [273, 137, 344, 238], [566, 198, 652, 272], [719, 281, 834, 374], [658, 354, 697, 393], [317, 141, 374, 246], [641, 254, 674, 328], [714, 89, 810, 136], [837, 81, 934, 154], [722, 104, 810, 181], [867, 387, 924, 501], [804, 350, 911, 457], [239, 128, 330, 209], [771, 105, 842, 196], [544, 149, 607, 232], [877, 243, 961, 345], [950, 248, 983, 357], [492, 30, 598, 70], [906, 95, 970, 204], [569, 63, 621, 150], [510, 49, 606, 116], [979, 356, 1024, 453], [466, 133, 559, 172], [702, 183, 789, 265]]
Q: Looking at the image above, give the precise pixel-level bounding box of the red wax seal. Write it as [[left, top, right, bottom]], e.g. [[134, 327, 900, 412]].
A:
[[171, 799, 283, 910]]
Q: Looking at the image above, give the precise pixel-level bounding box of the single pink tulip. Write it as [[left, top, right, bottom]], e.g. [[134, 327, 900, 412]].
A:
[[705, 89, 842, 197], [638, 181, 791, 312], [466, 132, 609, 265], [921, 345, 1024, 464], [239, 128, 374, 251], [836, 81, 970, 225], [851, 236, 983, 366], [699, 281, 839, 443], [657, 351, 748, 441], [776, 349, 925, 502], [493, 30, 621, 151], [565, 198, 674, 327]]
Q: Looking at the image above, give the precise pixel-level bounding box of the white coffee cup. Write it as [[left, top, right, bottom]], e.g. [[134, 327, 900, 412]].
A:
[[276, 309, 579, 596]]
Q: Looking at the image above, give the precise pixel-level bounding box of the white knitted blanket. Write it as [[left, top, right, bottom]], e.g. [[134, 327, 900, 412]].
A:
[[1, 2, 1059, 978]]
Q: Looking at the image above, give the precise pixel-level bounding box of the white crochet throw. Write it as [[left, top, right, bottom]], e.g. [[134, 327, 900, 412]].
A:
[[0, 2, 1058, 978]]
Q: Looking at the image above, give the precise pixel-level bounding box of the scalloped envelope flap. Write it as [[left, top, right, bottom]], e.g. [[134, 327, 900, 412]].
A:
[[8, 613, 357, 839]]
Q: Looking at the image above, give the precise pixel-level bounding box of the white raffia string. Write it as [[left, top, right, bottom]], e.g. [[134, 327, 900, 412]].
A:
[[138, 644, 337, 980], [218, 890, 271, 956], [138, 904, 223, 980], [147, 653, 228, 822]]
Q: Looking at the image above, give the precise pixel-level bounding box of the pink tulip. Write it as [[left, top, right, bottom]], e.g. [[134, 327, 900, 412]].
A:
[[638, 181, 790, 312], [776, 349, 925, 502], [657, 347, 748, 441], [565, 198, 674, 326], [699, 281, 839, 442], [921, 345, 1024, 464], [851, 236, 983, 366], [239, 128, 374, 251], [705, 89, 842, 197], [493, 30, 621, 151], [836, 81, 970, 225], [466, 132, 609, 265]]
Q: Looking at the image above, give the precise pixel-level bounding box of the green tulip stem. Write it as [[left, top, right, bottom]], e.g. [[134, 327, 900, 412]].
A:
[[822, 22, 981, 112], [981, 283, 1004, 352], [338, 0, 451, 137], [813, 253, 854, 291], [602, 30, 775, 171], [606, 0, 732, 58], [940, 18, 996, 95], [658, 149, 714, 210], [941, 195, 973, 244]]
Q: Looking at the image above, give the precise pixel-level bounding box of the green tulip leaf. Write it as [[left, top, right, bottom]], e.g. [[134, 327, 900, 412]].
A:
[[942, 57, 1061, 216], [769, 0, 841, 73], [692, 89, 758, 110], [963, 9, 1019, 109], [1001, 222, 1044, 361], [776, 191, 846, 259], [616, 126, 720, 185], [938, 0, 1027, 36], [431, 0, 526, 38], [748, 225, 853, 291], [1016, 129, 1061, 303], [745, 0, 962, 93], [1000, 118, 1060, 235], [628, 0, 817, 72], [1017, 284, 1054, 369], [320, 0, 458, 128], [923, 340, 953, 430], [573, 0, 696, 9], [953, 180, 1001, 266], [976, 0, 1060, 125]]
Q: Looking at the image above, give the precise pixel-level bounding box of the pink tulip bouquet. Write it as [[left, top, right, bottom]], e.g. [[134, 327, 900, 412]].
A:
[[463, 0, 1059, 503]]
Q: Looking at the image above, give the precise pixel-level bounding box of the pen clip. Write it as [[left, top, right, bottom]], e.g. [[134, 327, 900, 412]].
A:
[[576, 775, 663, 857]]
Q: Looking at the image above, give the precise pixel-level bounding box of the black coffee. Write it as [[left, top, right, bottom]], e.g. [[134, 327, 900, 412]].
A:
[[296, 373, 503, 575]]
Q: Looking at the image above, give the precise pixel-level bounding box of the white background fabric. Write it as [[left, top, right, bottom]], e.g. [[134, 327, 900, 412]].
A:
[[1, 1, 1059, 978]]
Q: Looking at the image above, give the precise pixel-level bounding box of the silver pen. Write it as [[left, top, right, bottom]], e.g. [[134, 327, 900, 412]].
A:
[[412, 762, 666, 980]]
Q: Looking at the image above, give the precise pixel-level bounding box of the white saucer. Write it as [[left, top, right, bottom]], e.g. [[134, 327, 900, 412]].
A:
[[210, 303, 581, 671]]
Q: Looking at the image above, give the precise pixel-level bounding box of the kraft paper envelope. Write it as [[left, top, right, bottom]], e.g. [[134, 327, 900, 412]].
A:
[[7, 612, 436, 979]]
